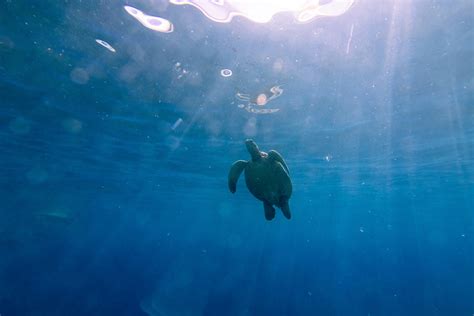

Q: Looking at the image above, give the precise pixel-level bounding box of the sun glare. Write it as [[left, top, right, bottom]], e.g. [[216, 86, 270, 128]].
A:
[[170, 0, 355, 24]]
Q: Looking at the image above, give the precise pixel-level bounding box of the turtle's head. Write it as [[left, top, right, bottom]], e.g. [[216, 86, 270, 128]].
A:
[[245, 139, 261, 161]]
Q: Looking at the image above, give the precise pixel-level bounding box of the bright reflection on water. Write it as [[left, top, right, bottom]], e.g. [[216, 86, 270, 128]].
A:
[[170, 0, 355, 23], [124, 5, 174, 33]]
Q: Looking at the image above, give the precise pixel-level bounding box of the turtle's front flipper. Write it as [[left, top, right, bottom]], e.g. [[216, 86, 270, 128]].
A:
[[228, 160, 247, 193], [268, 150, 289, 175], [280, 198, 291, 219], [263, 201, 276, 221]]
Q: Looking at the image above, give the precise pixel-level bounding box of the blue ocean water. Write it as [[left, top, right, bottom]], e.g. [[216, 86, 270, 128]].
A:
[[0, 0, 473, 315]]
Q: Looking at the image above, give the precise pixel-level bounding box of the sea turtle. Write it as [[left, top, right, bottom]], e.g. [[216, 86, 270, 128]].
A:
[[228, 139, 293, 220]]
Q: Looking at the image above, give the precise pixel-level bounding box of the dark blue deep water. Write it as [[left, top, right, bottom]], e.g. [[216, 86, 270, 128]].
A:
[[0, 1, 473, 315]]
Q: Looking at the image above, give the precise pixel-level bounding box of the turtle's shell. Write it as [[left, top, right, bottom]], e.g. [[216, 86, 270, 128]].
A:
[[244, 155, 292, 207]]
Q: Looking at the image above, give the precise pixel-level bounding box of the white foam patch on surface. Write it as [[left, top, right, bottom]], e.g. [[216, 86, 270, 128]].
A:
[[95, 39, 116, 52], [220, 68, 232, 77], [124, 5, 174, 33]]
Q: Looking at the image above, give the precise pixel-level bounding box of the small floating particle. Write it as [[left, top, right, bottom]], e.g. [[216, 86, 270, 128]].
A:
[[220, 68, 232, 77], [95, 39, 116, 52], [124, 5, 174, 33], [171, 118, 183, 130], [359, 227, 365, 233]]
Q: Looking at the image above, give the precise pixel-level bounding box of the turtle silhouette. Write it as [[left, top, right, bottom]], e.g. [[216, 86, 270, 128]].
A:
[[228, 139, 293, 220]]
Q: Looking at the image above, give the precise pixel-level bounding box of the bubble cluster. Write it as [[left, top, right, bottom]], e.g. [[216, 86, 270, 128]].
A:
[[95, 39, 116, 52], [124, 5, 174, 33], [174, 62, 188, 79], [169, 0, 355, 24]]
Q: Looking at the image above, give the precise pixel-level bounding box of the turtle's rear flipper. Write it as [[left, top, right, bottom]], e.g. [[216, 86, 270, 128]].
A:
[[280, 198, 291, 219], [263, 201, 275, 221]]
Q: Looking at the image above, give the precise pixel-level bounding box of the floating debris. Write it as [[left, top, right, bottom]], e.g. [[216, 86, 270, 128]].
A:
[[95, 39, 116, 52]]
